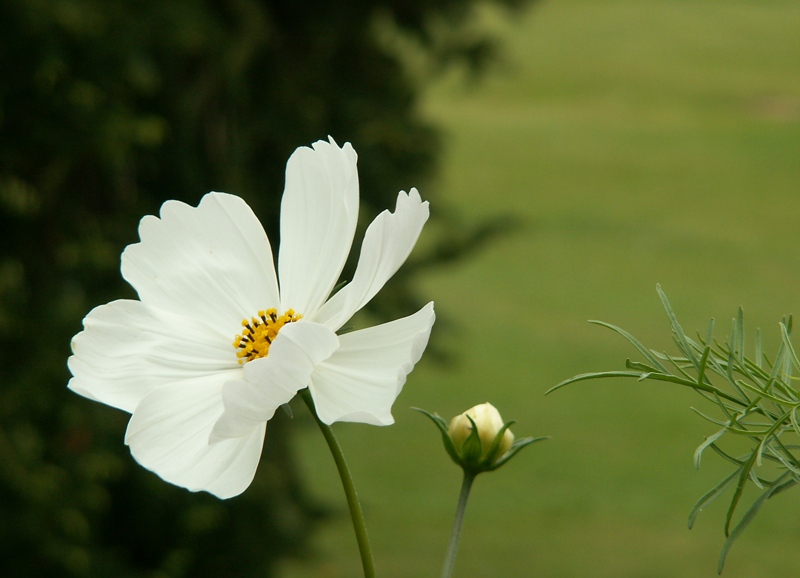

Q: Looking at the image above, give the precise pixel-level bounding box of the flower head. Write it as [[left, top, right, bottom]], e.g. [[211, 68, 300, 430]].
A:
[[68, 138, 435, 498]]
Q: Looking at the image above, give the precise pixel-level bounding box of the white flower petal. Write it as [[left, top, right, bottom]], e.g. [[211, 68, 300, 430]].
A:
[[210, 321, 339, 442], [309, 302, 435, 425], [278, 138, 359, 315], [125, 372, 266, 499], [68, 299, 236, 413], [121, 192, 280, 335], [312, 189, 429, 330]]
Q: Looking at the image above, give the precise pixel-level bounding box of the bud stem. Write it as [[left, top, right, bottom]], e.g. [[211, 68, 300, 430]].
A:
[[440, 471, 476, 578], [300, 389, 375, 578]]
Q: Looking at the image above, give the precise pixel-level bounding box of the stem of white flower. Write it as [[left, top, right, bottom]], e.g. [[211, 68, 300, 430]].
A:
[[440, 471, 476, 578], [300, 389, 376, 578]]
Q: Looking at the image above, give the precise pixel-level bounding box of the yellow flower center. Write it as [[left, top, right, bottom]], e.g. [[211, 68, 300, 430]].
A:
[[233, 308, 302, 364]]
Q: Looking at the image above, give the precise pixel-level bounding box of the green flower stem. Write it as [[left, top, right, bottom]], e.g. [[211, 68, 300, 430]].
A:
[[440, 471, 476, 578], [300, 389, 375, 578]]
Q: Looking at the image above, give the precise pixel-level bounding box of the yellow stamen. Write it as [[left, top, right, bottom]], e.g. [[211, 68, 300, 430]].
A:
[[233, 308, 302, 364]]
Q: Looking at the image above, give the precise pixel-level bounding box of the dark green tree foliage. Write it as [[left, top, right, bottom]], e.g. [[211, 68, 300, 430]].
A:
[[0, 0, 529, 575]]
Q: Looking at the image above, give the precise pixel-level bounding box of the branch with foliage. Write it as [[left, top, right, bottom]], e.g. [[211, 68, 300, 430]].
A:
[[0, 0, 534, 575], [550, 285, 800, 573]]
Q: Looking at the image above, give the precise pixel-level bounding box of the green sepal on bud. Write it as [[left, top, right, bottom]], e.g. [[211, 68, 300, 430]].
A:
[[414, 403, 548, 475]]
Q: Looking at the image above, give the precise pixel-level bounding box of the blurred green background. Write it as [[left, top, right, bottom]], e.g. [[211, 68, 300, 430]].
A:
[[3, 0, 799, 576], [280, 1, 800, 577]]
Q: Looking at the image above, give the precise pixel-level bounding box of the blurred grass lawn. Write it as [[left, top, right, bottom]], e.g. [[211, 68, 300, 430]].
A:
[[278, 0, 800, 576]]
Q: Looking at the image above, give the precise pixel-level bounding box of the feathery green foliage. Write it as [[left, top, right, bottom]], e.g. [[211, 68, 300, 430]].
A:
[[551, 286, 800, 573]]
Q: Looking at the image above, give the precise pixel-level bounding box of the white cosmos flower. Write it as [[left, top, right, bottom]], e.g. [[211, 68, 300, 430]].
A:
[[68, 138, 435, 499]]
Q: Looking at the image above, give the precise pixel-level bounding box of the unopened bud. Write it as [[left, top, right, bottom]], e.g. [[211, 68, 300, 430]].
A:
[[415, 403, 546, 475], [448, 402, 514, 465]]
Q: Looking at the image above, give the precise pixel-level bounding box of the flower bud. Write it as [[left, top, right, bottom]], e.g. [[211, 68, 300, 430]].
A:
[[415, 403, 545, 475], [448, 402, 514, 466]]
